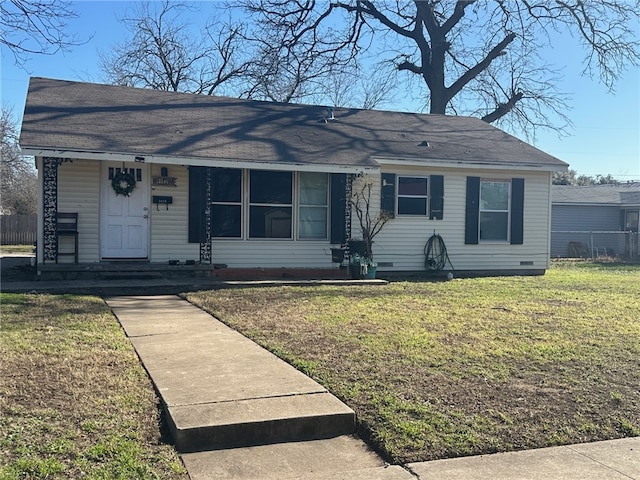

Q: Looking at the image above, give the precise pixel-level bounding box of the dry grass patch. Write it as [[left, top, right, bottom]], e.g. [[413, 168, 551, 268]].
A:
[[186, 264, 640, 463], [0, 293, 187, 480]]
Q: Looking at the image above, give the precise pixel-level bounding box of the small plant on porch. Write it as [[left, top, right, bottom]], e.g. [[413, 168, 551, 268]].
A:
[[349, 178, 392, 277]]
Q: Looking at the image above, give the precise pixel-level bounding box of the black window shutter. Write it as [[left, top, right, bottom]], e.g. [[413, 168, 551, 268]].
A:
[[510, 178, 525, 245], [465, 176, 480, 245], [429, 175, 444, 220], [330, 173, 347, 245], [381, 173, 396, 217], [188, 166, 207, 243]]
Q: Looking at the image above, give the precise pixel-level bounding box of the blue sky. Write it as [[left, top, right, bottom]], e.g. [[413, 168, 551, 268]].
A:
[[2, 1, 638, 180]]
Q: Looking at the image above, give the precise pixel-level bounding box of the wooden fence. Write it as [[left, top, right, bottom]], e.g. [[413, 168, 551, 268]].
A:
[[1, 214, 37, 245]]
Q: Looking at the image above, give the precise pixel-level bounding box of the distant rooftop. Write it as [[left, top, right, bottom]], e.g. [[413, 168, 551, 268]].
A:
[[552, 183, 640, 206]]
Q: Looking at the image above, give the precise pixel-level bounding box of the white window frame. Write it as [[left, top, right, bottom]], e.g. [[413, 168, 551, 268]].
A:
[[248, 170, 294, 240], [479, 179, 511, 242], [211, 168, 243, 238], [397, 175, 429, 216], [297, 172, 329, 240]]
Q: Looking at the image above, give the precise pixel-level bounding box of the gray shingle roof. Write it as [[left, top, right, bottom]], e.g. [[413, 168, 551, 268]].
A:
[[20, 77, 568, 170], [552, 183, 640, 205]]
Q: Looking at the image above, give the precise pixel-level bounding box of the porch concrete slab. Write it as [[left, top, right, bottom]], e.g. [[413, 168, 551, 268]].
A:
[[408, 437, 640, 480], [181, 435, 414, 480], [105, 295, 356, 452]]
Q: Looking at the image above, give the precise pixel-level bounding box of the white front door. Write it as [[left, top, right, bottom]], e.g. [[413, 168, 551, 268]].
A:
[[101, 162, 150, 259]]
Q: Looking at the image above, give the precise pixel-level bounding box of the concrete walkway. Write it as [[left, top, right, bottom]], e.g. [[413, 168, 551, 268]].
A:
[[104, 294, 640, 480]]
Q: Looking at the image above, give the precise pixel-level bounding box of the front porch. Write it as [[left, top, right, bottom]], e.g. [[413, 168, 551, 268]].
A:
[[38, 261, 351, 282]]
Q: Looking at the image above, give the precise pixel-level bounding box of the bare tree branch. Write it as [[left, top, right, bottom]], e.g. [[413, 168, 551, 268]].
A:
[[0, 0, 82, 67], [240, 0, 640, 136], [100, 1, 249, 95]]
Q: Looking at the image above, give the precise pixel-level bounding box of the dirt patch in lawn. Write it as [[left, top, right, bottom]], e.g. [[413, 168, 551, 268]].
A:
[[187, 267, 640, 464]]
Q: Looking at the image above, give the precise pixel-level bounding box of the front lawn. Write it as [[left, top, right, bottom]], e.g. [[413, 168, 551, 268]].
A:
[[0, 294, 188, 480], [186, 263, 640, 463]]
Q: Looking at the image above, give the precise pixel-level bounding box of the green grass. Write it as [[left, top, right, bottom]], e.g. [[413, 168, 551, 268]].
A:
[[0, 294, 188, 480], [186, 263, 640, 463]]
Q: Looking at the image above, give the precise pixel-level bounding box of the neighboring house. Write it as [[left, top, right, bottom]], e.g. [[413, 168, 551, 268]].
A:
[[20, 77, 568, 278], [551, 184, 640, 258]]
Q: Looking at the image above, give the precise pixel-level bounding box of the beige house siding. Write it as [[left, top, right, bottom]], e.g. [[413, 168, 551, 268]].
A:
[[209, 240, 334, 268], [56, 159, 100, 263], [149, 165, 199, 262], [43, 159, 553, 272], [365, 168, 552, 272]]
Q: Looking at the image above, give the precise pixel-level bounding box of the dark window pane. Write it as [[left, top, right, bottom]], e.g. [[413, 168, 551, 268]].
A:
[[249, 206, 292, 238], [480, 212, 509, 241], [212, 204, 241, 237], [212, 168, 242, 203], [398, 197, 427, 215], [398, 177, 427, 196], [250, 170, 292, 204]]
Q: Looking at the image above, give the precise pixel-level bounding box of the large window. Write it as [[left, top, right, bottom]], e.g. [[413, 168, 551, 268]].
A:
[[249, 170, 293, 238], [298, 172, 329, 239], [211, 168, 242, 237], [479, 180, 510, 241], [397, 176, 428, 215]]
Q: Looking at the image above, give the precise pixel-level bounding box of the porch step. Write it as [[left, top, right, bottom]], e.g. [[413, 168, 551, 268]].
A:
[[99, 271, 164, 281], [167, 392, 355, 452]]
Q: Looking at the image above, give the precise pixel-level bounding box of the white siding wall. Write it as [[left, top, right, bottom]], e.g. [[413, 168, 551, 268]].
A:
[[365, 168, 552, 272], [210, 240, 334, 268], [50, 160, 553, 272], [149, 165, 200, 261], [57, 159, 100, 263]]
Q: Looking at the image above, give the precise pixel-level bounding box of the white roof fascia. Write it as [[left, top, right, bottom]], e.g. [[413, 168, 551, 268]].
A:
[[21, 147, 379, 174], [373, 156, 566, 173]]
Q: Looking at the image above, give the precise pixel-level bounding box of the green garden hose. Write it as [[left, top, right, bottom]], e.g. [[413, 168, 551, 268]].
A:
[[424, 233, 454, 273]]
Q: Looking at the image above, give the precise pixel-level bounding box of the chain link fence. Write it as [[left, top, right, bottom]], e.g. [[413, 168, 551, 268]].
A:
[[551, 230, 639, 259]]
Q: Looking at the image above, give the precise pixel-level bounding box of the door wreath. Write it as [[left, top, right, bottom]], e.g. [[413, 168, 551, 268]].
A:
[[112, 169, 137, 196]]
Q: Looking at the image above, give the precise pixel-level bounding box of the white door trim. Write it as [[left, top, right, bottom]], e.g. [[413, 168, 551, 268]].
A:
[[100, 162, 150, 259]]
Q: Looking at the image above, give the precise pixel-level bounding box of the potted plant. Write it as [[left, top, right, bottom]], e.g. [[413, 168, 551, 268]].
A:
[[348, 178, 392, 279]]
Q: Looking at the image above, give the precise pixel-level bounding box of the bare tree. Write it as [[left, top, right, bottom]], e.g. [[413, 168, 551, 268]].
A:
[[240, 3, 354, 104], [100, 1, 249, 95], [323, 62, 398, 110], [240, 1, 640, 135], [0, 0, 81, 66], [1, 107, 37, 215]]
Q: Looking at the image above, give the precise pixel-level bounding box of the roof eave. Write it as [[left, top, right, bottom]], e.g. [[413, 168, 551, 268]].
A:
[[373, 156, 567, 173], [20, 147, 379, 174]]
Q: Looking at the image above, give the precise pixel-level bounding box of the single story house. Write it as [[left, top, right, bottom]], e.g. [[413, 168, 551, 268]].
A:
[[551, 183, 640, 258], [20, 77, 568, 278]]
